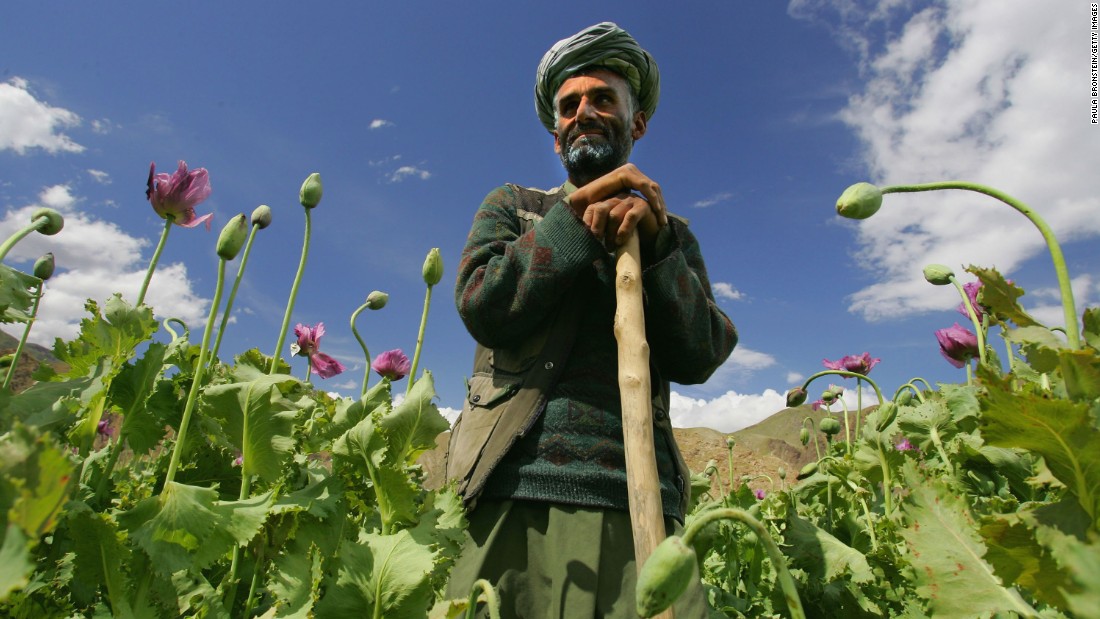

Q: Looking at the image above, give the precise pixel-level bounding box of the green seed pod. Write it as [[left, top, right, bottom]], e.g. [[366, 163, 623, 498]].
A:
[[635, 535, 697, 618], [797, 461, 819, 480], [33, 252, 55, 281], [422, 247, 443, 286], [835, 182, 882, 220], [799, 427, 810, 446], [819, 417, 841, 436], [726, 436, 736, 449], [785, 387, 807, 407], [366, 290, 389, 310], [251, 204, 272, 229], [922, 263, 955, 286], [299, 172, 323, 208], [216, 214, 249, 260], [896, 388, 914, 406], [32, 207, 64, 235], [875, 402, 898, 432], [0, 353, 14, 369], [777, 466, 787, 480]]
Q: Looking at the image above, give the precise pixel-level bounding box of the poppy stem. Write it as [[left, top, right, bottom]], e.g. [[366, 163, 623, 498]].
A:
[[137, 220, 173, 307], [210, 223, 259, 365], [0, 213, 55, 263], [2, 282, 43, 390], [270, 208, 312, 374], [350, 302, 373, 397], [407, 284, 433, 395]]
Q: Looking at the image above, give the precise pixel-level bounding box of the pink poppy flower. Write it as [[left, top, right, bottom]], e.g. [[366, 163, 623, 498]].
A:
[[373, 349, 411, 381], [754, 489, 766, 500], [292, 322, 346, 379], [895, 437, 915, 452], [146, 160, 213, 229], [822, 352, 880, 376], [935, 323, 979, 369]]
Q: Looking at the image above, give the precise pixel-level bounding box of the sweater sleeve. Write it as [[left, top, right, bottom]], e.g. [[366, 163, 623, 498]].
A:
[[455, 185, 605, 348], [642, 217, 737, 384]]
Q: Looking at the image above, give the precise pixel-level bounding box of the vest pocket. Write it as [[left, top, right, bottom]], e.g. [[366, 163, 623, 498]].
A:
[[445, 372, 522, 488]]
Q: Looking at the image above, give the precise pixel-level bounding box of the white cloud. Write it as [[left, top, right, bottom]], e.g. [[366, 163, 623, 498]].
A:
[[712, 282, 744, 301], [369, 119, 394, 130], [669, 389, 786, 433], [90, 119, 114, 134], [692, 192, 733, 208], [786, 371, 804, 384], [87, 169, 111, 184], [389, 165, 432, 182], [801, 2, 1100, 321], [698, 346, 777, 395], [0, 185, 210, 345], [0, 77, 84, 154]]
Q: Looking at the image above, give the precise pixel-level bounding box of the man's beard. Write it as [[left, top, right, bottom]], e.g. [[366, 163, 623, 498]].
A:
[[559, 122, 633, 185]]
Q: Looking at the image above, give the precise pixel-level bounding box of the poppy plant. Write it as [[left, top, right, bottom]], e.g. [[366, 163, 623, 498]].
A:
[[373, 349, 411, 381], [146, 161, 213, 229], [292, 322, 346, 379], [822, 353, 880, 376], [935, 323, 980, 369]]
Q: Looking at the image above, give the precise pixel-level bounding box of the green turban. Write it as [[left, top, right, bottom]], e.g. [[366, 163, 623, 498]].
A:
[[535, 22, 660, 132]]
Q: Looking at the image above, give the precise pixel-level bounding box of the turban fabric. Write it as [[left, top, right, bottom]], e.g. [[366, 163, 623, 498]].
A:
[[535, 22, 660, 132]]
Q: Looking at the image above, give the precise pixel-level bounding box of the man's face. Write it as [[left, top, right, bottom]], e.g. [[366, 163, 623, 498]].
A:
[[553, 69, 647, 184]]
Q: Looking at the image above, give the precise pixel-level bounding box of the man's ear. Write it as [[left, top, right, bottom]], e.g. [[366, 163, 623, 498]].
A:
[[631, 111, 648, 141], [552, 131, 562, 154]]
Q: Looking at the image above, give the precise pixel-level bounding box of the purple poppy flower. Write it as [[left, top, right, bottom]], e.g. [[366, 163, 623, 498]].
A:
[[373, 349, 411, 381], [895, 437, 915, 452], [146, 160, 213, 229], [97, 417, 113, 437], [810, 399, 825, 412], [754, 489, 766, 500], [292, 322, 346, 379], [822, 353, 881, 376], [935, 323, 979, 369], [956, 281, 984, 322]]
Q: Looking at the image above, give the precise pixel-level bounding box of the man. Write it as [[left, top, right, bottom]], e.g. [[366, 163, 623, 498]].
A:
[[445, 22, 737, 618]]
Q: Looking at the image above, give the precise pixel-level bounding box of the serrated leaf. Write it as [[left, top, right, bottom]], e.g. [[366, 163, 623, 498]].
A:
[[314, 528, 436, 618], [272, 468, 344, 520], [0, 422, 76, 537], [899, 462, 1034, 618], [1059, 348, 1100, 402], [1083, 307, 1100, 350], [784, 513, 873, 584], [267, 543, 322, 618], [332, 411, 387, 471], [200, 373, 302, 483], [121, 482, 274, 573], [0, 524, 32, 600], [969, 266, 1041, 327], [0, 264, 39, 324], [1034, 525, 1100, 618], [0, 357, 111, 433], [112, 342, 177, 453], [373, 466, 420, 529], [380, 371, 449, 465], [171, 569, 229, 618], [980, 514, 1070, 608], [980, 372, 1100, 527], [329, 380, 390, 437], [52, 295, 156, 380], [66, 503, 158, 617]]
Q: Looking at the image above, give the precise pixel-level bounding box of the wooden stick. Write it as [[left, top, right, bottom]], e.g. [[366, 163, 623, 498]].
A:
[[614, 231, 674, 618]]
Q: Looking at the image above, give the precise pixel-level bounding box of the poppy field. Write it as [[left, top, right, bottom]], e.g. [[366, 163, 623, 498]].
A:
[[0, 166, 1097, 618]]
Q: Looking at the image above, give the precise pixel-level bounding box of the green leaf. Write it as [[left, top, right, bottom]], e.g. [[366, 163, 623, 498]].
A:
[[0, 524, 32, 601], [380, 371, 449, 465], [1034, 525, 1100, 618], [0, 357, 112, 433], [170, 569, 229, 618], [0, 264, 39, 324], [968, 266, 1041, 327], [783, 513, 873, 584], [199, 373, 302, 483], [314, 528, 436, 618], [120, 482, 274, 574], [112, 342, 177, 453], [1059, 348, 1100, 402], [51, 295, 156, 380], [1083, 307, 1100, 350], [980, 513, 1070, 608], [66, 503, 158, 617], [329, 379, 391, 438], [980, 372, 1100, 528], [899, 461, 1036, 618], [0, 422, 76, 538], [266, 543, 322, 618]]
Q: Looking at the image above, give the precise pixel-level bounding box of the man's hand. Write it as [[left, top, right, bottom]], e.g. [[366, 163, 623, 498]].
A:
[[567, 164, 667, 247]]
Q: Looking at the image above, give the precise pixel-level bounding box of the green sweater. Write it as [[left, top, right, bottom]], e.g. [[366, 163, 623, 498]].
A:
[[455, 182, 736, 521]]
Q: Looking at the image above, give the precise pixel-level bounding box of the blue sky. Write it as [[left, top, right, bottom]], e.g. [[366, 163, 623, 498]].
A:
[[2, 1, 1098, 431]]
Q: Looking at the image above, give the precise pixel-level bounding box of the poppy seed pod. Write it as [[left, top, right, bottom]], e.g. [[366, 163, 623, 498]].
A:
[[896, 388, 914, 406], [422, 247, 443, 286], [797, 461, 819, 480], [366, 290, 389, 310], [216, 214, 249, 260], [799, 427, 811, 446], [251, 204, 272, 229], [635, 535, 697, 618], [786, 387, 807, 407], [922, 264, 955, 286], [835, 182, 882, 220], [819, 416, 841, 436], [875, 402, 898, 432], [32, 208, 64, 235], [33, 253, 55, 280], [299, 173, 323, 208]]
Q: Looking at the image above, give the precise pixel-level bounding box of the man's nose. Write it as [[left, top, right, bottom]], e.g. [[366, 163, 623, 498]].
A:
[[576, 95, 599, 121]]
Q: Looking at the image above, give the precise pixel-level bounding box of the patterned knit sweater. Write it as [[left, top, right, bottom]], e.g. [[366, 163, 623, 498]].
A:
[[454, 182, 737, 521]]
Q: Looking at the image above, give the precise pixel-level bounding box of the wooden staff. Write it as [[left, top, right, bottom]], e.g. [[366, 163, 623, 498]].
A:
[[614, 230, 674, 618]]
